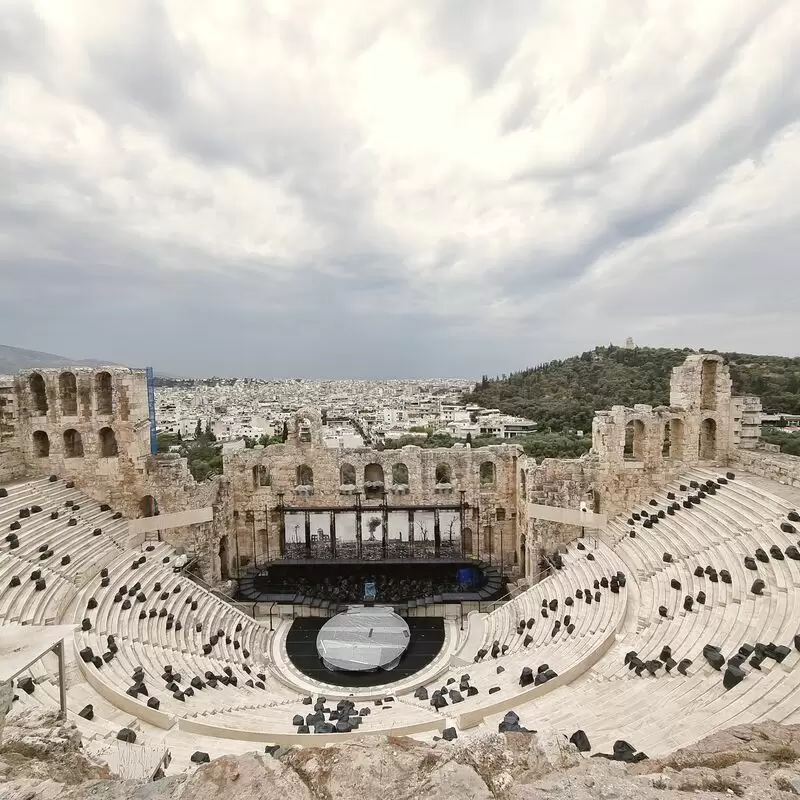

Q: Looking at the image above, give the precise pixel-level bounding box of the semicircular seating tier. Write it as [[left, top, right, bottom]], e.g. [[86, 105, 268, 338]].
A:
[[3, 470, 800, 774]]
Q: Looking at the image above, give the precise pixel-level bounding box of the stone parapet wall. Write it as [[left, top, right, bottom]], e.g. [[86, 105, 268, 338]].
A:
[[732, 449, 800, 488]]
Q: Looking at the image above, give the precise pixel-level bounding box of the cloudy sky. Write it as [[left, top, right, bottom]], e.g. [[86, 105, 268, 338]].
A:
[[1, 1, 798, 378]]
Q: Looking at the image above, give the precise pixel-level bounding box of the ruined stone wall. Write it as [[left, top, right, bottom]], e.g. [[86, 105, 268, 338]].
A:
[[225, 409, 523, 574], [13, 367, 151, 488], [0, 375, 25, 483], [732, 449, 800, 489], [591, 354, 742, 469], [1, 366, 231, 582]]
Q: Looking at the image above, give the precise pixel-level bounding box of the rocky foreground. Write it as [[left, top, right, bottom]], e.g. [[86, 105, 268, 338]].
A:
[[1, 710, 800, 800]]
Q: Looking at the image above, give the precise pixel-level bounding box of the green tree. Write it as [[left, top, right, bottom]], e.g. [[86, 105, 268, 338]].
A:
[[281, 421, 289, 442], [195, 419, 202, 438]]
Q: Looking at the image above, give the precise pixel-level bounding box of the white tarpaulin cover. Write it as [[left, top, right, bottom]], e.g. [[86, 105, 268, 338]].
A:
[[316, 607, 410, 672]]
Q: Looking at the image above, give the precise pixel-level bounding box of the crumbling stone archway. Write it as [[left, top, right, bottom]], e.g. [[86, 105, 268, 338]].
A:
[[59, 372, 78, 416], [296, 464, 314, 487], [63, 428, 84, 458], [29, 373, 48, 415], [95, 371, 113, 415], [435, 463, 452, 485], [391, 463, 409, 487], [32, 430, 50, 458], [363, 463, 384, 499], [701, 359, 718, 411], [623, 419, 646, 460], [98, 427, 118, 457], [138, 495, 158, 517], [479, 461, 496, 485], [663, 418, 685, 460], [699, 417, 717, 460], [339, 463, 356, 487], [252, 465, 269, 488]]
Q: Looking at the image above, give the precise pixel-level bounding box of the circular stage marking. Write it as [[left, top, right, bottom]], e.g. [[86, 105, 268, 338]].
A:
[[316, 607, 410, 672]]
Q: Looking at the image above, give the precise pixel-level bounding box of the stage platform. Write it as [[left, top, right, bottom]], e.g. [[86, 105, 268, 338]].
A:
[[237, 557, 504, 607], [285, 616, 445, 687]]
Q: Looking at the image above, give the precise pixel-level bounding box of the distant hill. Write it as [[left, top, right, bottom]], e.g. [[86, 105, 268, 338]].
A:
[[0, 344, 122, 374], [465, 346, 800, 433]]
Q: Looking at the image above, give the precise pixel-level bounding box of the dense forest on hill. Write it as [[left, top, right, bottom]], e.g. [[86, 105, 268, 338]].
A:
[[465, 346, 800, 435]]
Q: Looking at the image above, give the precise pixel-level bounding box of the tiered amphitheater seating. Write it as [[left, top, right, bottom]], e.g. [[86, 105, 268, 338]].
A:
[[4, 470, 800, 770], [471, 471, 800, 757]]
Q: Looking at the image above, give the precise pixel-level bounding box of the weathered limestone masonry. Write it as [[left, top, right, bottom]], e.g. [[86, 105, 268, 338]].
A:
[[522, 354, 763, 573], [13, 366, 152, 486], [225, 409, 524, 574], [0, 374, 25, 482], [733, 449, 800, 488], [0, 353, 768, 588], [4, 367, 232, 579]]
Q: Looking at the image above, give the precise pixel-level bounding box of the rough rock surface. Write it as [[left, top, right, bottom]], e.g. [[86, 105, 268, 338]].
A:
[[1, 716, 799, 800]]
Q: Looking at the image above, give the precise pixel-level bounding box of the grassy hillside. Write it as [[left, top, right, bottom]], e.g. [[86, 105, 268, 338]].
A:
[[465, 346, 800, 434]]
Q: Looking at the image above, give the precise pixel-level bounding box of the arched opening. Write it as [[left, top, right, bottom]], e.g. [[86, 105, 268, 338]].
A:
[[699, 418, 717, 460], [435, 463, 452, 485], [701, 360, 718, 411], [95, 371, 113, 415], [29, 373, 48, 415], [32, 431, 50, 457], [98, 427, 118, 457], [297, 417, 312, 443], [479, 461, 496, 485], [363, 463, 385, 499], [623, 419, 646, 460], [296, 464, 314, 487], [252, 465, 270, 488], [63, 428, 84, 458], [391, 463, 409, 487], [219, 535, 229, 580], [663, 418, 685, 460], [139, 495, 158, 517], [495, 507, 506, 522], [59, 372, 77, 416], [340, 463, 356, 487]]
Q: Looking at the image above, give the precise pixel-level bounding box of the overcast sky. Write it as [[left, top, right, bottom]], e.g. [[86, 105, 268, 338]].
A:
[[1, 1, 798, 378]]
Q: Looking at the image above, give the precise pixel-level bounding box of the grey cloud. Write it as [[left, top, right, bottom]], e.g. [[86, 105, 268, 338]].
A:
[[0, 1, 798, 379]]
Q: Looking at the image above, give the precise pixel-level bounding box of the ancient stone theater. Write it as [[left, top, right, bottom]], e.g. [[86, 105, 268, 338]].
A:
[[1, 353, 799, 782]]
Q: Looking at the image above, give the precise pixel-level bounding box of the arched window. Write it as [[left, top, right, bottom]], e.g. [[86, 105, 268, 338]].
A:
[[32, 431, 50, 457], [391, 463, 409, 487], [296, 464, 314, 487], [96, 371, 113, 415], [479, 461, 496, 485], [701, 360, 718, 411], [298, 417, 312, 443], [59, 372, 77, 416], [29, 373, 48, 414], [623, 419, 646, 460], [435, 463, 452, 484], [699, 418, 717, 460], [139, 495, 158, 517], [663, 418, 685, 460], [63, 428, 84, 458], [364, 463, 384, 499], [98, 427, 118, 457], [252, 465, 270, 488], [340, 463, 356, 487]]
